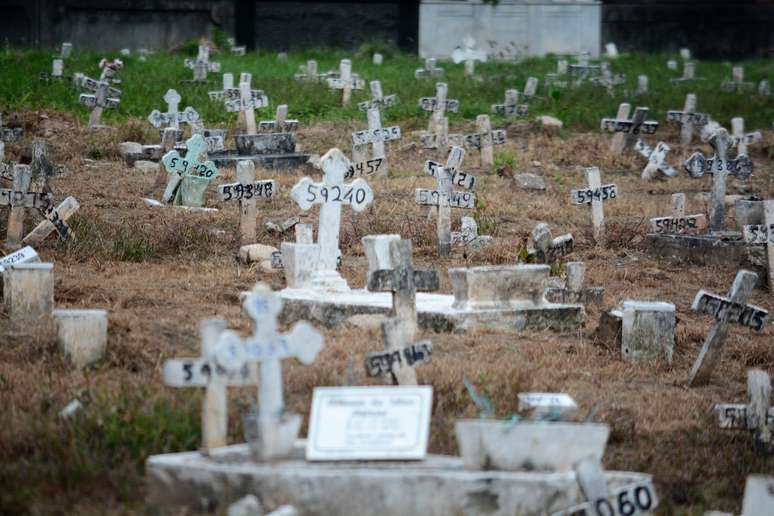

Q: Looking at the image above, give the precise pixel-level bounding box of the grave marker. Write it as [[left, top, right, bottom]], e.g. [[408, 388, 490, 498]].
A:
[[713, 369, 773, 451], [742, 200, 774, 290], [418, 82, 459, 145], [207, 73, 235, 100], [758, 80, 771, 97], [293, 59, 319, 81], [23, 196, 80, 245], [0, 114, 23, 142], [605, 42, 619, 59], [600, 105, 659, 154], [545, 261, 604, 306], [0, 245, 39, 273], [649, 193, 707, 235], [731, 117, 762, 156], [571, 167, 617, 245], [666, 94, 708, 145], [634, 140, 679, 180], [351, 107, 401, 177], [78, 71, 122, 128], [518, 393, 578, 420], [522, 77, 540, 100], [357, 80, 397, 111], [451, 216, 492, 250], [366, 239, 439, 385], [183, 45, 220, 82], [418, 146, 476, 256], [161, 133, 219, 207], [372, 52, 383, 65], [721, 66, 754, 92], [491, 89, 528, 117], [528, 222, 574, 265], [259, 105, 299, 133], [218, 160, 276, 245], [415, 57, 443, 79], [568, 52, 600, 78], [451, 36, 487, 76], [1, 165, 53, 246], [636, 75, 649, 95], [450, 115, 505, 168], [226, 81, 269, 135], [680, 48, 691, 60], [59, 42, 73, 59], [670, 62, 697, 83], [327, 59, 364, 106], [688, 269, 768, 386], [290, 148, 373, 290], [147, 89, 200, 131]]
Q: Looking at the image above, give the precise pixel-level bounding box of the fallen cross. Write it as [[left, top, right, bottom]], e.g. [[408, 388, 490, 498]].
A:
[[218, 160, 276, 246], [666, 94, 709, 145], [571, 167, 617, 245], [600, 104, 659, 155], [634, 140, 679, 180], [649, 193, 707, 235], [688, 269, 769, 386], [545, 261, 604, 306], [713, 369, 774, 452], [528, 222, 574, 266]]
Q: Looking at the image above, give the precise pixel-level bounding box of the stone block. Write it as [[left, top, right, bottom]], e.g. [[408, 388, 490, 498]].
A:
[[235, 133, 296, 156], [280, 243, 320, 289], [119, 141, 142, 157], [742, 475, 774, 515], [621, 301, 675, 364], [450, 265, 549, 310], [134, 160, 159, 173], [53, 309, 108, 369], [513, 173, 546, 191], [239, 244, 279, 264], [3, 263, 54, 322]]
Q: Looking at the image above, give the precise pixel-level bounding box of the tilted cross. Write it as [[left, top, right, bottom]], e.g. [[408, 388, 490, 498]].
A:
[[714, 369, 774, 452], [721, 66, 754, 92], [290, 148, 374, 290], [418, 82, 459, 140], [448, 114, 505, 169], [366, 239, 439, 385], [147, 89, 200, 131], [259, 105, 299, 133], [451, 216, 492, 250], [742, 200, 774, 291], [351, 107, 401, 177], [218, 160, 276, 246], [688, 269, 769, 386], [684, 129, 753, 232], [225, 81, 269, 135], [416, 146, 476, 256], [184, 45, 220, 82], [570, 167, 617, 245], [358, 80, 398, 111], [528, 222, 574, 266], [326, 59, 364, 106], [78, 73, 122, 128], [0, 164, 52, 246], [521, 77, 540, 100], [666, 94, 708, 145], [600, 104, 659, 154], [23, 196, 80, 245], [649, 193, 706, 235], [491, 89, 529, 117], [731, 117, 762, 156], [414, 57, 444, 79], [161, 133, 219, 207], [634, 140, 678, 180]]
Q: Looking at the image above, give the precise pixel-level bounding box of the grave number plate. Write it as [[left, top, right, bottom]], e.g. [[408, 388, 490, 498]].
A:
[[571, 184, 618, 205]]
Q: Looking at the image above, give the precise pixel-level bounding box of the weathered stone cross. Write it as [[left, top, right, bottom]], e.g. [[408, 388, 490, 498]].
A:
[[414, 57, 443, 79], [366, 239, 438, 385], [714, 369, 774, 452], [1, 164, 52, 246], [683, 128, 753, 232], [23, 196, 80, 245], [451, 36, 487, 76], [218, 160, 276, 246], [491, 89, 529, 117], [184, 44, 220, 82], [451, 216, 492, 250], [528, 222, 574, 266], [545, 262, 604, 306], [417, 146, 476, 256], [731, 117, 762, 156], [568, 53, 600, 77], [147, 89, 200, 132], [293, 59, 319, 81], [207, 72, 234, 100], [259, 105, 299, 133], [742, 200, 774, 290], [449, 115, 505, 169], [290, 148, 374, 290], [688, 269, 769, 386], [670, 61, 697, 84], [351, 107, 401, 177], [649, 193, 706, 235], [326, 59, 364, 106], [634, 140, 678, 180], [161, 133, 220, 207], [357, 80, 398, 112], [721, 66, 754, 92], [666, 94, 708, 145], [600, 104, 659, 154], [571, 167, 617, 245], [225, 80, 269, 135], [418, 82, 459, 143], [78, 72, 122, 128]]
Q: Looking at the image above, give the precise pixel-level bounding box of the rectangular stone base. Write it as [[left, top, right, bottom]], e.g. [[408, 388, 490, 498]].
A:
[[645, 233, 767, 286], [278, 288, 584, 333], [146, 443, 650, 516], [209, 151, 312, 171]]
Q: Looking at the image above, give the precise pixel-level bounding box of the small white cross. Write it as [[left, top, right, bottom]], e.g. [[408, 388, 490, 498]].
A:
[[600, 104, 659, 154], [418, 82, 459, 144], [351, 107, 401, 177], [570, 167, 617, 245], [721, 66, 754, 92], [731, 117, 762, 156], [147, 89, 200, 131], [290, 148, 374, 290], [0, 165, 52, 246], [448, 114, 505, 169], [293, 59, 319, 81], [414, 57, 443, 79], [451, 36, 487, 76], [225, 81, 269, 135], [649, 193, 706, 235], [666, 94, 708, 145], [491, 90, 528, 117], [78, 74, 122, 128], [670, 62, 697, 84], [357, 80, 398, 111], [714, 369, 774, 451], [451, 216, 492, 250], [218, 160, 277, 245], [634, 140, 678, 180], [259, 105, 299, 133], [184, 45, 220, 82], [326, 59, 364, 106]]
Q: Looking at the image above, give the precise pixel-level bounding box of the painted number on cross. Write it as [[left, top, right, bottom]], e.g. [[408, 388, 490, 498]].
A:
[[571, 184, 618, 205]]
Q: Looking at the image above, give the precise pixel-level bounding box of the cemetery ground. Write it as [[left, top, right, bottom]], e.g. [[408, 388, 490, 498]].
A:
[[1, 46, 774, 514]]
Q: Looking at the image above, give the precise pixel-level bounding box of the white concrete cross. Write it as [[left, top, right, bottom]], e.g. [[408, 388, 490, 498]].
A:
[[731, 117, 762, 156], [451, 216, 492, 250], [688, 269, 768, 386], [147, 89, 200, 131], [372, 52, 383, 65], [59, 42, 73, 59], [225, 81, 270, 135], [721, 66, 754, 92], [670, 62, 697, 83], [0, 164, 53, 246], [326, 59, 364, 106], [414, 57, 443, 79], [23, 196, 80, 245], [259, 105, 299, 133], [218, 160, 276, 246], [366, 239, 438, 385], [357, 80, 398, 111], [417, 146, 476, 256], [207, 73, 234, 100], [714, 369, 774, 452], [600, 104, 659, 154], [290, 148, 374, 290], [293, 59, 319, 81], [451, 35, 487, 76], [491, 89, 528, 117], [634, 140, 678, 180], [546, 60, 569, 88], [568, 53, 600, 78], [666, 94, 708, 145], [684, 128, 753, 232], [184, 45, 221, 82], [742, 200, 774, 290], [529, 222, 574, 265], [545, 262, 605, 306], [351, 107, 401, 177], [449, 114, 505, 169], [591, 62, 626, 90], [161, 133, 220, 206], [649, 193, 707, 235], [78, 74, 122, 128], [571, 167, 617, 245], [418, 82, 459, 142]]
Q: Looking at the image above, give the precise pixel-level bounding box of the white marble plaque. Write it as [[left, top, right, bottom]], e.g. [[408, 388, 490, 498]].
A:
[[0, 245, 39, 273], [306, 386, 432, 461]]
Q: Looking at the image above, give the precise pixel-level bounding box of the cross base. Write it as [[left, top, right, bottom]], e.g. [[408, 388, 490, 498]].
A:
[[243, 410, 302, 462], [310, 269, 350, 291]]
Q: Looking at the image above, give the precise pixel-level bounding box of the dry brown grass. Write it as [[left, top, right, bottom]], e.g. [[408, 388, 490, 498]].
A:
[[1, 109, 774, 514]]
